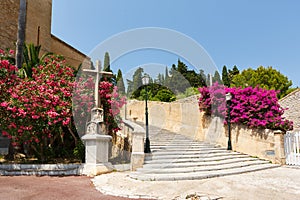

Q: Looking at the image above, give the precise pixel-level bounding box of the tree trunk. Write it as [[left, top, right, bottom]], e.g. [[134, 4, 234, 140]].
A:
[[6, 0, 27, 159], [15, 0, 27, 69]]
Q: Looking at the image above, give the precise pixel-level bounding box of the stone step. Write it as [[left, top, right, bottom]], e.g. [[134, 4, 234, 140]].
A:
[[149, 149, 228, 155], [150, 147, 227, 152], [151, 141, 210, 145], [149, 137, 193, 141], [130, 163, 279, 181], [141, 157, 260, 169], [150, 143, 213, 147], [144, 151, 243, 161], [144, 154, 250, 164], [131, 124, 278, 181], [137, 160, 271, 174], [150, 140, 197, 144]]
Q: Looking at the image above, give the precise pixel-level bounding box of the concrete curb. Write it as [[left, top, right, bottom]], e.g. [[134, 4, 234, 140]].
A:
[[0, 163, 131, 176], [0, 163, 82, 176]]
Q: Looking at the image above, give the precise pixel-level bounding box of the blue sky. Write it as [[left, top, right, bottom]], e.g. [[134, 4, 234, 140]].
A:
[[52, 0, 300, 87]]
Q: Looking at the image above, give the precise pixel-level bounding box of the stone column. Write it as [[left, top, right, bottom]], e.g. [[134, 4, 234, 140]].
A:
[[274, 130, 286, 164], [81, 134, 113, 176], [131, 131, 145, 171]]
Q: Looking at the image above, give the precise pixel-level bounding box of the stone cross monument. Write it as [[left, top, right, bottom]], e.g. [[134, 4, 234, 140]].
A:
[[81, 60, 114, 176]]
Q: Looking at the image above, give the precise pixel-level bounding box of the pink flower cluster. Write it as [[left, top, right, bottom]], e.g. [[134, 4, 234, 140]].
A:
[[198, 82, 293, 131], [0, 54, 74, 146], [1, 49, 126, 147]]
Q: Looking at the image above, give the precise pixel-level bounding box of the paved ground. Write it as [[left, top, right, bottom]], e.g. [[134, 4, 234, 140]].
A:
[[0, 176, 137, 200], [0, 166, 299, 200], [93, 166, 300, 200]]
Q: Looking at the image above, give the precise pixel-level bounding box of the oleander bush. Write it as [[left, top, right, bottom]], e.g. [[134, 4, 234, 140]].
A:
[[0, 48, 125, 162]]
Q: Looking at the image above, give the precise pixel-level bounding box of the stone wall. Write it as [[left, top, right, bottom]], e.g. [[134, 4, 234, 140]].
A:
[[205, 117, 284, 163], [279, 89, 300, 131], [125, 97, 285, 164], [126, 96, 202, 140]]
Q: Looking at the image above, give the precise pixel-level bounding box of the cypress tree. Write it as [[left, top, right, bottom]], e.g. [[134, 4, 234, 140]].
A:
[[222, 65, 230, 87], [116, 69, 126, 95], [103, 52, 111, 72], [212, 71, 222, 84]]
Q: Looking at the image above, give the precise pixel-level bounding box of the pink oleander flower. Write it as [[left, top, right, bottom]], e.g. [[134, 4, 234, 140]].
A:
[[0, 102, 8, 107]]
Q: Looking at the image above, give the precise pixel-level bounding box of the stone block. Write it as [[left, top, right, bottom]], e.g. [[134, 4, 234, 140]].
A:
[[80, 163, 113, 177], [130, 152, 145, 171]]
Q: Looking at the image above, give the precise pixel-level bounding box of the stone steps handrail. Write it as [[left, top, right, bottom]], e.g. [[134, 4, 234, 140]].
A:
[[122, 119, 145, 171], [122, 119, 145, 133]]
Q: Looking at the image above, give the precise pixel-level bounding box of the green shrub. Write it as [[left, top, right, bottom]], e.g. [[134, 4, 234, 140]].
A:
[[154, 89, 176, 102]]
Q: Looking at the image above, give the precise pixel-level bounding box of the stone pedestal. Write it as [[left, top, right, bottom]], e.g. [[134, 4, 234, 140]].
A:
[[81, 134, 113, 176], [274, 130, 286, 164]]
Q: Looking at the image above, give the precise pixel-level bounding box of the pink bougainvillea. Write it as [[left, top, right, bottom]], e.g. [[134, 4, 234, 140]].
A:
[[198, 82, 293, 131]]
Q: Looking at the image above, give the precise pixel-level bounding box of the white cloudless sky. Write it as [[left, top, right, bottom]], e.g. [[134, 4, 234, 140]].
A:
[[52, 0, 300, 87]]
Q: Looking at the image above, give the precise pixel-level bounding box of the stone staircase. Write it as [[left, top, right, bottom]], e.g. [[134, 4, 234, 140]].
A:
[[130, 128, 279, 181]]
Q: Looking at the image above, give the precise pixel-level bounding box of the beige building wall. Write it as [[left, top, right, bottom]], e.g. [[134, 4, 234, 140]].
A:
[[0, 0, 19, 50], [0, 0, 91, 68], [51, 35, 91, 69], [25, 0, 52, 53]]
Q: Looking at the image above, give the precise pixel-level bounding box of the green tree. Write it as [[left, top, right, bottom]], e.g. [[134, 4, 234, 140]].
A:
[[103, 52, 111, 72], [164, 66, 169, 85], [212, 70, 221, 84], [156, 73, 165, 85], [102, 52, 115, 84], [126, 79, 133, 96], [116, 69, 125, 95], [130, 67, 144, 98], [206, 73, 212, 86], [228, 65, 240, 84], [184, 70, 200, 87], [153, 89, 176, 102], [168, 63, 190, 94], [199, 69, 207, 87], [232, 66, 293, 98], [177, 59, 188, 74], [222, 65, 230, 87]]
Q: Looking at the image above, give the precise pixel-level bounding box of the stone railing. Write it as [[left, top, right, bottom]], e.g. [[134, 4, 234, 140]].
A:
[[122, 119, 145, 171]]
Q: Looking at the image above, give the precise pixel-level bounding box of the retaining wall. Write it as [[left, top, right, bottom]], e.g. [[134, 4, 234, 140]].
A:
[[125, 98, 285, 164]]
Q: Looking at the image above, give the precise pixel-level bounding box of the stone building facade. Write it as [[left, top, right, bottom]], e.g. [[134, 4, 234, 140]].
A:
[[0, 0, 90, 68], [279, 88, 300, 131]]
